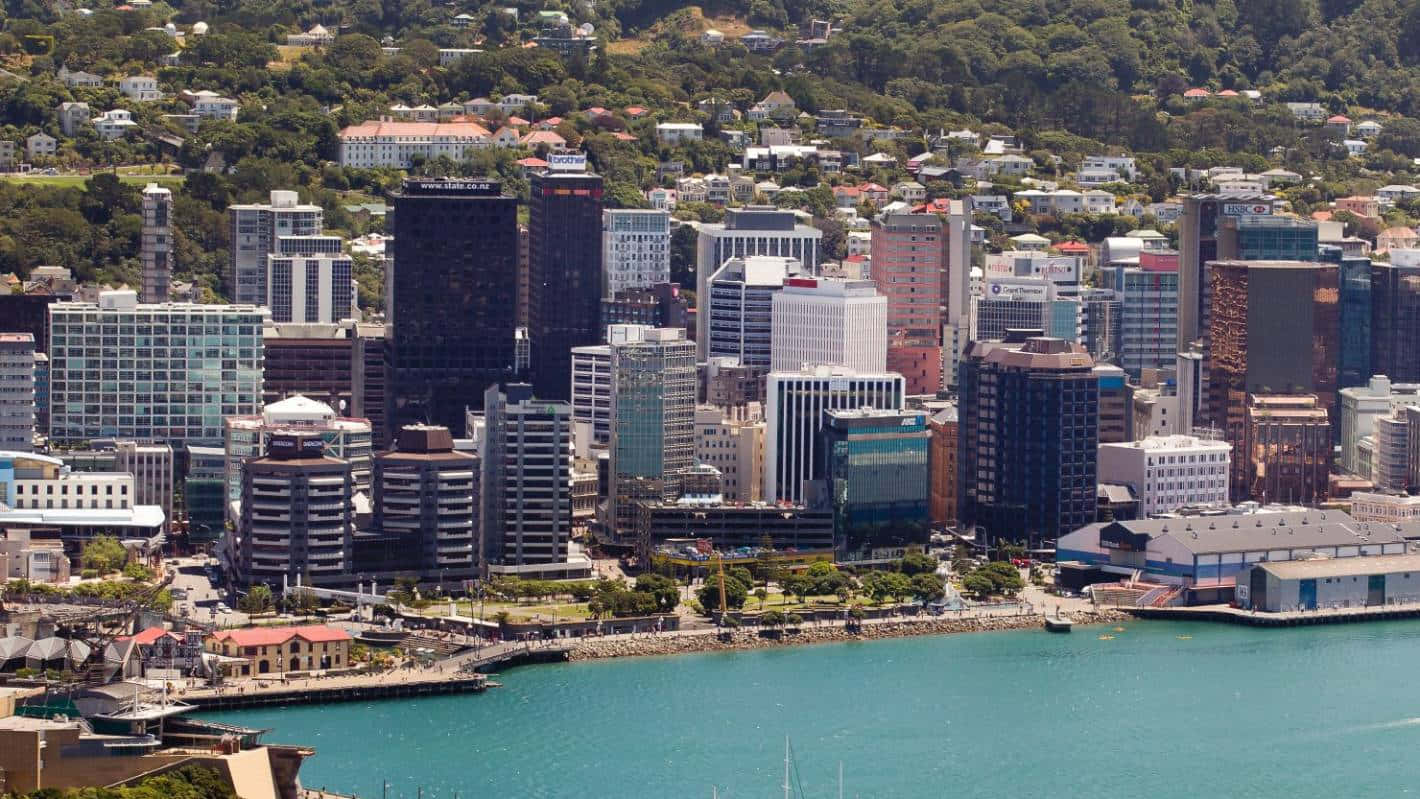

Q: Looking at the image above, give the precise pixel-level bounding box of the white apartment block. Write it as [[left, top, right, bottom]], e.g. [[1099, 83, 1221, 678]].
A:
[[1339, 376, 1420, 475], [228, 190, 325, 306], [1349, 491, 1420, 523], [570, 344, 612, 446], [194, 95, 240, 122], [694, 405, 764, 503], [771, 277, 887, 374], [764, 367, 905, 503], [47, 291, 265, 447], [337, 121, 492, 168], [656, 122, 703, 145], [602, 209, 671, 297], [266, 236, 353, 324], [1097, 435, 1231, 517]]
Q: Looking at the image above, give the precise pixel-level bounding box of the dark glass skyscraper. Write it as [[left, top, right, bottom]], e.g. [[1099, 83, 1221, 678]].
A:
[[957, 333, 1099, 547], [819, 408, 930, 562], [389, 178, 518, 435], [529, 169, 604, 400], [1324, 246, 1371, 392], [1371, 259, 1420, 382]]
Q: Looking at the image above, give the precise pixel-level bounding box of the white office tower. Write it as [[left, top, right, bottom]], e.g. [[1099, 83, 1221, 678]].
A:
[[602, 209, 671, 296], [1098, 435, 1232, 517], [266, 235, 354, 323], [570, 344, 612, 446], [0, 333, 35, 452], [608, 325, 697, 539], [140, 183, 172, 304], [706, 255, 803, 368], [942, 200, 973, 391], [771, 277, 887, 373], [695, 207, 823, 357], [228, 189, 324, 305], [764, 366, 905, 503]]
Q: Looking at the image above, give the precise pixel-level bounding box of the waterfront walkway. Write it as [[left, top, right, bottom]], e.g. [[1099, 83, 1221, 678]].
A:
[[1131, 600, 1420, 626]]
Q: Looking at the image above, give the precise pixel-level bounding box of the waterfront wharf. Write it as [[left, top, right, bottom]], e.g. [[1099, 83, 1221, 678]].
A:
[[1129, 601, 1420, 626]]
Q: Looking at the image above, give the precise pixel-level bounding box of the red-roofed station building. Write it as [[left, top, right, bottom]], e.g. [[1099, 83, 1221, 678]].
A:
[[207, 625, 352, 676]]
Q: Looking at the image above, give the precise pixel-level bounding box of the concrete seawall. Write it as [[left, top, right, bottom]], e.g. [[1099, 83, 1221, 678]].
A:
[[567, 610, 1131, 661]]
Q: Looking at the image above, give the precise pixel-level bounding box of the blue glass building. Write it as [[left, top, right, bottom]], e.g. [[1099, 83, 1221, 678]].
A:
[[818, 408, 929, 562]]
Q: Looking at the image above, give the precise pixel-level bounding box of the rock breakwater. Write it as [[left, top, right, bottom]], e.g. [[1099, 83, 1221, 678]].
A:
[[568, 609, 1130, 661]]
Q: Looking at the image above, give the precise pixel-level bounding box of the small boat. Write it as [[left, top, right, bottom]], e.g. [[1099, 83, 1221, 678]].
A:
[[1043, 615, 1074, 633]]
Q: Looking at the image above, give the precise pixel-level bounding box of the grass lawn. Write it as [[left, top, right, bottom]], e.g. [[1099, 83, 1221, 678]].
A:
[[0, 173, 185, 188]]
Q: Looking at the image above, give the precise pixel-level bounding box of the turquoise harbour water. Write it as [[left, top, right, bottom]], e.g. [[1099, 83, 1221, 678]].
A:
[[205, 620, 1420, 798]]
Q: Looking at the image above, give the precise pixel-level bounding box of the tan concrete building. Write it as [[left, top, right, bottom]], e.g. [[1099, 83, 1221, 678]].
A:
[[927, 406, 958, 526], [694, 405, 764, 504]]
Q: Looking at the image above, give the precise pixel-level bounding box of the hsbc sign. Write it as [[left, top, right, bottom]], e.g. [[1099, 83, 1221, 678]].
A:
[[1222, 202, 1271, 216]]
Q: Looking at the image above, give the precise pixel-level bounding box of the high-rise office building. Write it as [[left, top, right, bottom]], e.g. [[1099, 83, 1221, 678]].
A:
[[770, 277, 887, 374], [927, 405, 958, 526], [1177, 196, 1317, 350], [266, 235, 354, 324], [1096, 364, 1129, 443], [1206, 260, 1338, 497], [870, 213, 947, 333], [390, 178, 518, 433], [481, 383, 575, 575], [140, 183, 172, 304], [570, 344, 612, 447], [941, 201, 974, 392], [0, 333, 35, 452], [600, 283, 690, 333], [608, 326, 696, 540], [1243, 395, 1331, 505], [1327, 247, 1372, 391], [47, 290, 264, 447], [818, 407, 929, 562], [957, 333, 1098, 546], [602, 209, 671, 297], [115, 440, 173, 535], [262, 321, 388, 445], [700, 357, 765, 410], [706, 255, 802, 369], [228, 190, 324, 306], [973, 277, 1084, 343], [529, 169, 604, 400], [184, 444, 226, 544], [696, 207, 823, 357], [1100, 251, 1179, 376], [764, 366, 905, 504], [1370, 258, 1420, 382], [372, 425, 478, 580], [236, 432, 354, 587]]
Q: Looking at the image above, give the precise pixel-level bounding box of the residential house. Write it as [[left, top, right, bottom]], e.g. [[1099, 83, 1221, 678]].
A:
[[1081, 155, 1137, 182], [1259, 168, 1302, 188], [720, 129, 748, 150], [1145, 201, 1182, 222], [987, 154, 1032, 177], [739, 30, 782, 51], [751, 90, 796, 121], [58, 101, 91, 136], [892, 181, 926, 203], [1285, 102, 1327, 123], [58, 65, 103, 88], [861, 152, 897, 170], [92, 109, 138, 140], [1341, 139, 1367, 156], [489, 126, 522, 147], [26, 132, 57, 159], [705, 173, 732, 204], [969, 194, 1012, 222], [463, 97, 496, 116], [1083, 189, 1116, 214], [760, 126, 797, 146], [287, 24, 335, 46], [1325, 114, 1352, 135], [647, 187, 677, 210], [499, 94, 537, 115], [193, 94, 239, 122], [676, 176, 708, 204], [1356, 120, 1382, 138], [519, 130, 567, 149], [1008, 232, 1051, 251], [701, 28, 724, 45], [0, 140, 13, 171], [815, 110, 863, 138], [1183, 88, 1210, 100], [832, 184, 861, 208], [1377, 185, 1420, 206], [1376, 227, 1420, 254], [696, 98, 737, 123], [118, 75, 161, 102], [657, 122, 703, 145], [451, 12, 477, 26], [1335, 195, 1380, 219]]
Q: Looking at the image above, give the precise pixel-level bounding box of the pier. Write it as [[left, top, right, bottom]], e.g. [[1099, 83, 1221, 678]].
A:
[[1128, 602, 1420, 627]]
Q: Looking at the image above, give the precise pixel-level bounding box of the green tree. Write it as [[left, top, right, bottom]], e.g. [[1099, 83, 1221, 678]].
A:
[[896, 550, 939, 576], [760, 609, 786, 629], [634, 573, 680, 612], [81, 535, 127, 574], [911, 573, 946, 603], [696, 573, 748, 611], [962, 574, 995, 599], [238, 584, 274, 614], [754, 587, 769, 610]]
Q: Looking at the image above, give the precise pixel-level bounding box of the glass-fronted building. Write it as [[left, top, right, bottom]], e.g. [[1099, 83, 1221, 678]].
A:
[[819, 408, 929, 562], [48, 291, 265, 447]]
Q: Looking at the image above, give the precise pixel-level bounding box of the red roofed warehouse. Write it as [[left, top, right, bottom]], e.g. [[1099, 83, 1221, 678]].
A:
[[206, 625, 352, 677]]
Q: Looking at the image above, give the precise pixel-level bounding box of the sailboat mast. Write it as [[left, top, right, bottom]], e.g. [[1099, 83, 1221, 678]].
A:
[[783, 736, 791, 799]]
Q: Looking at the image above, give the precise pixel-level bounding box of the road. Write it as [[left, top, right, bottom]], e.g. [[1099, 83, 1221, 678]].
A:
[[166, 555, 248, 627]]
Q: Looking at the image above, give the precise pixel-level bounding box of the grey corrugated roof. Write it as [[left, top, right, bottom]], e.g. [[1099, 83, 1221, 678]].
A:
[[1079, 510, 1414, 555], [1255, 554, 1420, 580]]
